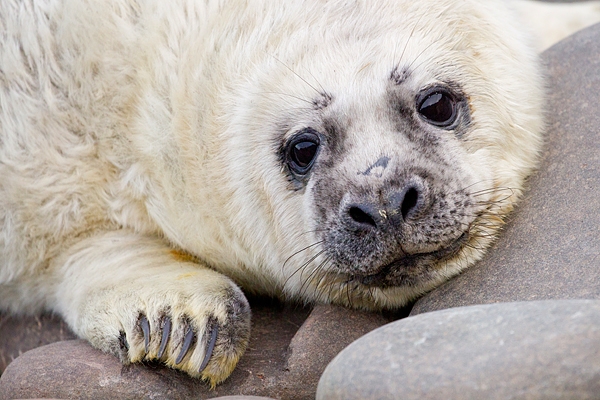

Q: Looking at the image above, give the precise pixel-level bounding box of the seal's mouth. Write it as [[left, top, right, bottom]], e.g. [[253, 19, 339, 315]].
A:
[[353, 231, 469, 287]]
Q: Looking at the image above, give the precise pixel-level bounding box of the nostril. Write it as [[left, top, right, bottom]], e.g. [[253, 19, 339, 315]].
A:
[[400, 187, 420, 220], [348, 205, 377, 228]]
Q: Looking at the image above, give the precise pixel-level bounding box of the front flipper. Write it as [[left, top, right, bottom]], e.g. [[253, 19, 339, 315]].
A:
[[51, 231, 251, 387]]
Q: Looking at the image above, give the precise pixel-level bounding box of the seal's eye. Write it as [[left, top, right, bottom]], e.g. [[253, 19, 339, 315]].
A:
[[287, 129, 320, 175], [417, 89, 458, 127]]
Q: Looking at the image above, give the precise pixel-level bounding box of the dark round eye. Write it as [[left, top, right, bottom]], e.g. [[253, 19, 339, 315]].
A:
[[417, 89, 458, 127], [287, 130, 320, 175]]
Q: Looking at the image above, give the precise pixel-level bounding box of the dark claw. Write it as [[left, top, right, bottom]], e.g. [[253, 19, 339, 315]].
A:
[[140, 315, 151, 354], [157, 316, 171, 359], [119, 330, 129, 352], [199, 324, 218, 373], [176, 325, 195, 364]]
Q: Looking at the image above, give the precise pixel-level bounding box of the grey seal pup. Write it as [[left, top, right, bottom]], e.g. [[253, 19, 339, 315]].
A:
[[1, 0, 599, 385]]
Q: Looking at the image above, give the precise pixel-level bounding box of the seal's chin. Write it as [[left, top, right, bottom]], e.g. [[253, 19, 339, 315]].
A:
[[352, 231, 469, 288]]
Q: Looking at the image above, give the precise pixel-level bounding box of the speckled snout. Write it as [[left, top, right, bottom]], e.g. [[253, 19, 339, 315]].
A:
[[341, 175, 431, 232]]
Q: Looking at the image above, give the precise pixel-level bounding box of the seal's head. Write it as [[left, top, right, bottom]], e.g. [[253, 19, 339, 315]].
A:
[[144, 0, 544, 310], [253, 0, 543, 309]]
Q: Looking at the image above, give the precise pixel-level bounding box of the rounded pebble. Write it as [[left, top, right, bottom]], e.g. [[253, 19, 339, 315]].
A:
[[317, 300, 600, 400]]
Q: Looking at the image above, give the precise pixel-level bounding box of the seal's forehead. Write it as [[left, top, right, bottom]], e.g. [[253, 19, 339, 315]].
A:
[[288, 38, 474, 113], [279, 0, 521, 99]]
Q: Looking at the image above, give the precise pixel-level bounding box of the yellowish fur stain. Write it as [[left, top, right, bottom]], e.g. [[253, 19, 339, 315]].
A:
[[170, 248, 199, 264]]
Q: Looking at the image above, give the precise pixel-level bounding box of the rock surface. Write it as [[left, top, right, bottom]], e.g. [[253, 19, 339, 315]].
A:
[[0, 313, 76, 373], [0, 300, 390, 399], [317, 300, 600, 400], [282, 304, 391, 398], [412, 22, 600, 315], [211, 397, 277, 400]]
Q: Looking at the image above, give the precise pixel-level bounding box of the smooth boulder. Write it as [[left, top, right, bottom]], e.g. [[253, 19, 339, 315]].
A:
[[317, 300, 600, 400]]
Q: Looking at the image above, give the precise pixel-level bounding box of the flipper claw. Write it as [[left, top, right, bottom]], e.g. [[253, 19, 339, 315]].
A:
[[139, 315, 151, 354], [176, 324, 195, 364], [199, 324, 218, 373], [158, 316, 171, 359]]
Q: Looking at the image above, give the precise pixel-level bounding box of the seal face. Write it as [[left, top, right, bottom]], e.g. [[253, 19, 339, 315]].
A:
[[276, 73, 484, 304], [251, 1, 545, 309], [315, 79, 475, 286]]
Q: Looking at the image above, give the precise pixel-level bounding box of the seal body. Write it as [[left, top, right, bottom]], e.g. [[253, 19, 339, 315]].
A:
[[1, 0, 591, 385]]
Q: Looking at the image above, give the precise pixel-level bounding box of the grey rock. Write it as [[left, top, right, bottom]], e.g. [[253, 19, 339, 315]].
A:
[[411, 22, 600, 315], [0, 313, 76, 373], [317, 300, 600, 400], [0, 340, 199, 400], [210, 397, 277, 400], [283, 304, 390, 399], [0, 300, 390, 400]]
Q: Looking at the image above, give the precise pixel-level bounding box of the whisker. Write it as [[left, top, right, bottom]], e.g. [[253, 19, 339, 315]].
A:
[[471, 187, 516, 198], [258, 91, 315, 105], [271, 55, 323, 97], [282, 240, 324, 270], [345, 280, 353, 308], [463, 241, 491, 251], [298, 229, 327, 237], [459, 179, 497, 192], [283, 248, 326, 288], [298, 258, 330, 300], [304, 69, 328, 96], [395, 11, 426, 70], [405, 40, 438, 73], [367, 286, 375, 302], [311, 258, 332, 298], [328, 271, 339, 303], [376, 286, 390, 302], [303, 257, 335, 303]]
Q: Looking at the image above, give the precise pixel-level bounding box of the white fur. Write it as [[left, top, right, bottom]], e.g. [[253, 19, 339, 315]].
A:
[[1, 0, 599, 384], [517, 0, 600, 50]]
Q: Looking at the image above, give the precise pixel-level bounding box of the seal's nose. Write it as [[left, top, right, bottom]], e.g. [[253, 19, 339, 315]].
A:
[[390, 182, 424, 222], [346, 203, 379, 229], [344, 178, 428, 231]]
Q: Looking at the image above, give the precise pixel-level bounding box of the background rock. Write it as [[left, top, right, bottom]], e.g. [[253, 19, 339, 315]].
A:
[[412, 22, 600, 315], [0, 299, 391, 400], [317, 300, 600, 400], [211, 397, 277, 400], [210, 397, 277, 400], [0, 313, 76, 373], [282, 305, 390, 399]]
